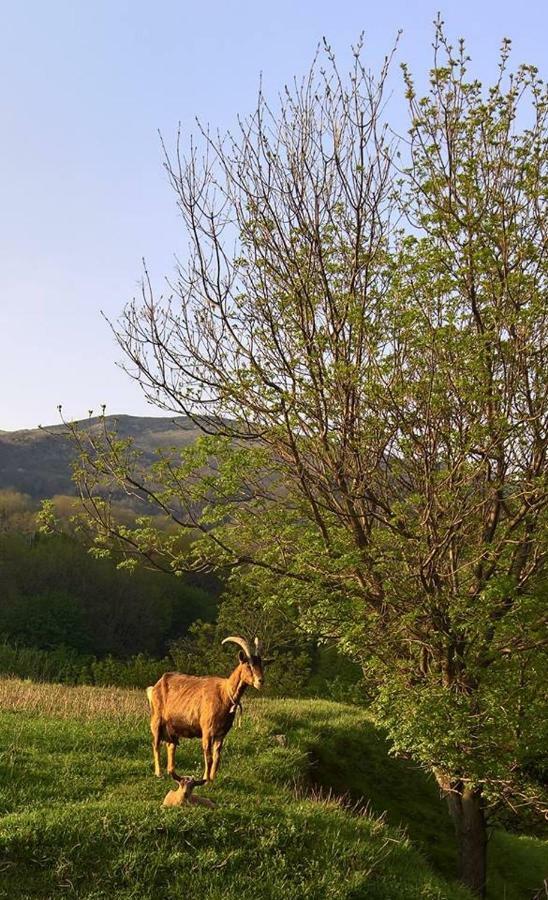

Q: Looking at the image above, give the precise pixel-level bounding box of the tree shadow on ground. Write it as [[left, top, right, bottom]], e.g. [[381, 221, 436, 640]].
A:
[[262, 703, 457, 880]]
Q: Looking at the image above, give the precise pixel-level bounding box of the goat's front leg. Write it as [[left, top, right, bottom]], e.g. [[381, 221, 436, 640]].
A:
[[202, 736, 213, 781], [166, 742, 177, 776], [209, 738, 223, 781]]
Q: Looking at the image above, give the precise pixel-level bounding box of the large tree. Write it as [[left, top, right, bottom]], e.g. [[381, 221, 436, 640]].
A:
[[67, 24, 547, 896]]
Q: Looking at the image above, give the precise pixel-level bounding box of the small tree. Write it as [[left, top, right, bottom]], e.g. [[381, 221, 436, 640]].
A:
[[68, 23, 547, 896]]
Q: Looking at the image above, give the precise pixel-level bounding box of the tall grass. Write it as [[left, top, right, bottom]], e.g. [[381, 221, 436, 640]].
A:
[[0, 676, 147, 720]]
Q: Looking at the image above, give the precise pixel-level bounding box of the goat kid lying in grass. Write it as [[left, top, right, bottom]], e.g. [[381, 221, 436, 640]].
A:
[[162, 774, 216, 809], [147, 636, 265, 782]]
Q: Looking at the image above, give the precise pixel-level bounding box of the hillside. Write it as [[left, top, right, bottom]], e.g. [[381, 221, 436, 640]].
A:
[[0, 679, 545, 899], [0, 415, 202, 499]]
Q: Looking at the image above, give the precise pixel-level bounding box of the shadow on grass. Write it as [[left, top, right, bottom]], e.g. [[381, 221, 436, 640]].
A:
[[261, 702, 458, 880]]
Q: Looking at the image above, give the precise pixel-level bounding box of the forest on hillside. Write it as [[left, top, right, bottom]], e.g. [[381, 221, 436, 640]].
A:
[[0, 489, 359, 695]]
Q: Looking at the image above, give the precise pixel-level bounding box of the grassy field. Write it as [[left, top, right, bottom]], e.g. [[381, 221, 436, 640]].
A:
[[0, 679, 545, 899]]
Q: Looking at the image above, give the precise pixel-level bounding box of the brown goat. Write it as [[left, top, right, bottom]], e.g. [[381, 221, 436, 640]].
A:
[[162, 774, 216, 809], [147, 636, 264, 782]]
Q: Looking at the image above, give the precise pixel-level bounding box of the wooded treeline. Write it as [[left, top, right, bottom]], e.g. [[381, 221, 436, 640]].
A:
[[0, 487, 217, 678], [0, 489, 360, 694], [0, 531, 216, 659]]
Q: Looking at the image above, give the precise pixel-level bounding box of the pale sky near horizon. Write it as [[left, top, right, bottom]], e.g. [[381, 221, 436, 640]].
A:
[[1, 0, 546, 431]]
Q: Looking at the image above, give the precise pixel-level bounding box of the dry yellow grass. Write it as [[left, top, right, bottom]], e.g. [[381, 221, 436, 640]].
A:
[[0, 676, 148, 721]]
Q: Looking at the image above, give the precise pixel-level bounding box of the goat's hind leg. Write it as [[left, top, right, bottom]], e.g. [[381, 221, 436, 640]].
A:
[[166, 741, 177, 776], [150, 716, 162, 777]]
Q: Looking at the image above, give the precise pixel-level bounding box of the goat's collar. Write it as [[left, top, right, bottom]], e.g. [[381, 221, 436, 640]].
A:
[[227, 691, 243, 726], [227, 691, 242, 714], [226, 670, 247, 722], [226, 680, 245, 712]]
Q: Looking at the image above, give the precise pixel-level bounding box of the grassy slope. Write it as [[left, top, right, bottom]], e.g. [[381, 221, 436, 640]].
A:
[[0, 680, 545, 899]]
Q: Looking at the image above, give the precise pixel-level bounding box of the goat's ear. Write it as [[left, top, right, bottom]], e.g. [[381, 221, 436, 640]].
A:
[[238, 650, 247, 663], [263, 656, 275, 665], [171, 772, 182, 784]]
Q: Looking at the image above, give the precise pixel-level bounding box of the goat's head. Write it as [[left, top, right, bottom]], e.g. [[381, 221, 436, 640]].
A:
[[222, 635, 265, 689], [172, 773, 207, 800], [162, 773, 208, 808]]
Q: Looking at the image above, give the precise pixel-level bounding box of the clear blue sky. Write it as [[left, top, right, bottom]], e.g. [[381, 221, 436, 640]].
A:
[[1, 0, 546, 430]]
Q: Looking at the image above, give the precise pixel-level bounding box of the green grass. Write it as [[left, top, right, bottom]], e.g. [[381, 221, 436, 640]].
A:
[[0, 681, 545, 899]]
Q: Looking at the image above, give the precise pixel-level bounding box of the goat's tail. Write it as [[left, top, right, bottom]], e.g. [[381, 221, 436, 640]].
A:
[[146, 685, 154, 708]]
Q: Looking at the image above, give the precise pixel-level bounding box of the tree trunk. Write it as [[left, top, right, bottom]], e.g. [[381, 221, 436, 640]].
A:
[[435, 772, 487, 897]]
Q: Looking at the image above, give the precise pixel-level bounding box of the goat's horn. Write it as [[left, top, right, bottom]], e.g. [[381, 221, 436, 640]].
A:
[[222, 635, 252, 658], [254, 636, 263, 656]]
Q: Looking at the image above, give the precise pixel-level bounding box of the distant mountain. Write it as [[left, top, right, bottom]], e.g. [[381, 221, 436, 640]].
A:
[[0, 415, 203, 499]]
